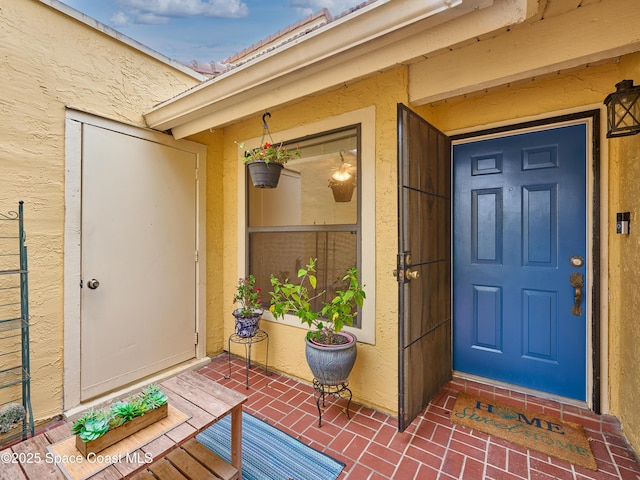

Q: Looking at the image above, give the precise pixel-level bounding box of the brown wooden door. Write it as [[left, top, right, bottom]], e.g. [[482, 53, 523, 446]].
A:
[[397, 104, 452, 432]]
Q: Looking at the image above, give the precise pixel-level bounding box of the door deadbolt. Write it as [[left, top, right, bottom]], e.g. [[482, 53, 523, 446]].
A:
[[406, 269, 419, 280], [87, 279, 100, 290]]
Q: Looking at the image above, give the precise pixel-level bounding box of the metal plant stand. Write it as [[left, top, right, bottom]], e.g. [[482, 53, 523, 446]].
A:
[[0, 202, 34, 445], [313, 379, 352, 428], [225, 330, 269, 389]]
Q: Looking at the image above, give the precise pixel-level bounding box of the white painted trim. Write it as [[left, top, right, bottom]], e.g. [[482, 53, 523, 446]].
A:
[[449, 104, 609, 412], [453, 370, 590, 410], [145, 0, 506, 136], [63, 117, 83, 409], [238, 106, 377, 344], [409, 0, 640, 106], [63, 108, 207, 412]]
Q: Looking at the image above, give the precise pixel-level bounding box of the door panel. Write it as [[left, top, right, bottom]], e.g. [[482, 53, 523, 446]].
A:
[[397, 104, 452, 432], [453, 124, 587, 400], [81, 124, 197, 400]]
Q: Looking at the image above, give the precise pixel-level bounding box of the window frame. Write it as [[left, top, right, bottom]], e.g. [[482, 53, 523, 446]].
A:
[[237, 106, 376, 344]]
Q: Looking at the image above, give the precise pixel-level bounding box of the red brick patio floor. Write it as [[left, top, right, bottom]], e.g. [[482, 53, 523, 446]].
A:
[[203, 354, 640, 480]]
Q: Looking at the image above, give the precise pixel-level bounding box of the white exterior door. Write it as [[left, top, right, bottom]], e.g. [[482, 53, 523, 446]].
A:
[[78, 122, 201, 401]]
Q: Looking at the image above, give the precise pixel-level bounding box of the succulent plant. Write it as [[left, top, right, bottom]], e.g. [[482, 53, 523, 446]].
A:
[[111, 399, 147, 424], [72, 385, 169, 442], [78, 417, 110, 442], [71, 409, 98, 435], [72, 410, 111, 442], [142, 384, 168, 410]]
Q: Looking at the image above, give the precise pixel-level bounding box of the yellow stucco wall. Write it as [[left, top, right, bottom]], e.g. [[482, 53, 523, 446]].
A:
[[607, 54, 640, 453], [210, 68, 409, 414], [1, 0, 199, 423], [210, 56, 640, 449]]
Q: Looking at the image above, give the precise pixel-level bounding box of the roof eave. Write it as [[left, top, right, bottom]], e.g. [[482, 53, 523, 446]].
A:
[[144, 0, 534, 138]]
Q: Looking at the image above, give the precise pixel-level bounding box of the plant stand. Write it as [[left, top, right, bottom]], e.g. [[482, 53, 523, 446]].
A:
[[225, 330, 270, 389], [312, 378, 352, 428], [0, 202, 34, 446]]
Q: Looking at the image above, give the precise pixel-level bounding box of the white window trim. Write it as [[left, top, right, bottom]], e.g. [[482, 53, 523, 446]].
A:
[[238, 106, 376, 344]]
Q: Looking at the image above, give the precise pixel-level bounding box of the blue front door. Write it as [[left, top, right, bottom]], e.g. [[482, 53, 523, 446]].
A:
[[453, 123, 587, 400]]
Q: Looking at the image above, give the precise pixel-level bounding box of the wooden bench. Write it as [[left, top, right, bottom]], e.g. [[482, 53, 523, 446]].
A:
[[131, 438, 239, 480]]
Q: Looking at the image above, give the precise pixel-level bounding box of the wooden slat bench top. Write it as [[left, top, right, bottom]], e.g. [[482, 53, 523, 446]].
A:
[[4, 370, 246, 479], [131, 439, 239, 480]]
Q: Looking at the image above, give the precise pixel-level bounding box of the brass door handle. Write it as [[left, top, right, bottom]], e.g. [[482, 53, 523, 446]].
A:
[[570, 273, 583, 316], [406, 269, 419, 280]]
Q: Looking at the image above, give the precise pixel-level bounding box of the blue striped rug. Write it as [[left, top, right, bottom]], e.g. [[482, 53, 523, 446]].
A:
[[196, 412, 345, 480]]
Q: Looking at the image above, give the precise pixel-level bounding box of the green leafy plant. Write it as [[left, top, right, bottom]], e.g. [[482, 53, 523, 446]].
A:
[[233, 274, 263, 317], [142, 384, 168, 410], [72, 385, 168, 442], [269, 258, 365, 345], [71, 410, 110, 442], [241, 141, 300, 165], [110, 400, 147, 426]]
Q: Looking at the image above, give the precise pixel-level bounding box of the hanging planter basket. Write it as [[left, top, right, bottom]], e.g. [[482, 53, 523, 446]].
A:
[[330, 182, 356, 202], [247, 161, 284, 189]]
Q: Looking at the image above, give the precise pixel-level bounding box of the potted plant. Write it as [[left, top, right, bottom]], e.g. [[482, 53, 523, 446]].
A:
[[241, 141, 300, 188], [72, 384, 168, 456], [232, 275, 263, 338], [269, 258, 365, 385]]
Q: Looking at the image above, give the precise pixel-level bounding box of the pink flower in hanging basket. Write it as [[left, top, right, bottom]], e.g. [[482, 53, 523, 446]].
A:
[[241, 141, 300, 165]]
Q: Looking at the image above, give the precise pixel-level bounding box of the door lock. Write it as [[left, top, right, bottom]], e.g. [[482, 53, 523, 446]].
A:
[[395, 253, 419, 283], [87, 279, 100, 290], [406, 269, 419, 280], [569, 273, 583, 316]]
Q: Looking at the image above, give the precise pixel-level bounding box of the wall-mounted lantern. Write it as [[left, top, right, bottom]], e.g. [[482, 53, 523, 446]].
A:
[[604, 80, 640, 138]]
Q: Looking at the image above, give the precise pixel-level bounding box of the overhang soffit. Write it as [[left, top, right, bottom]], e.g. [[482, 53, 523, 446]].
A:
[[407, 0, 640, 105], [145, 0, 538, 135]]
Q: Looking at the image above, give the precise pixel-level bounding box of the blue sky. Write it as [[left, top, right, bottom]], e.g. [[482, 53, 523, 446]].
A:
[[60, 0, 365, 64]]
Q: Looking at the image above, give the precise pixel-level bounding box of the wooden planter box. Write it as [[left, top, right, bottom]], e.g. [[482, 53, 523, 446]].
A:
[[75, 403, 168, 457]]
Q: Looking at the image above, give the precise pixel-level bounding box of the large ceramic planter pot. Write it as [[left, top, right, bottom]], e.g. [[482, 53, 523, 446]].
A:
[[247, 161, 283, 188], [305, 331, 357, 385], [232, 309, 263, 338]]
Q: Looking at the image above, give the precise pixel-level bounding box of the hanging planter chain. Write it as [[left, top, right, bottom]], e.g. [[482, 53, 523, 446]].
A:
[[261, 112, 274, 146], [246, 112, 283, 188]]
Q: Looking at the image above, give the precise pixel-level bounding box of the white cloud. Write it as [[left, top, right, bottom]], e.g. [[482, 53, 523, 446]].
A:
[[110, 11, 131, 27], [116, 0, 249, 24]]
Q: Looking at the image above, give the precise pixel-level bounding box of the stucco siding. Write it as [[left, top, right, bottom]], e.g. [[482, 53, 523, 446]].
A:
[[609, 53, 640, 454], [214, 68, 409, 415], [0, 0, 199, 423]]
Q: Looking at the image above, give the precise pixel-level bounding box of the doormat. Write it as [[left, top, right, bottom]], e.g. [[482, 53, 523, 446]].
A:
[[197, 412, 345, 480], [450, 392, 597, 471]]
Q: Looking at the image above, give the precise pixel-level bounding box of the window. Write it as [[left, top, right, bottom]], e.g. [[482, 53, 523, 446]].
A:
[[238, 106, 376, 344], [247, 126, 361, 325]]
